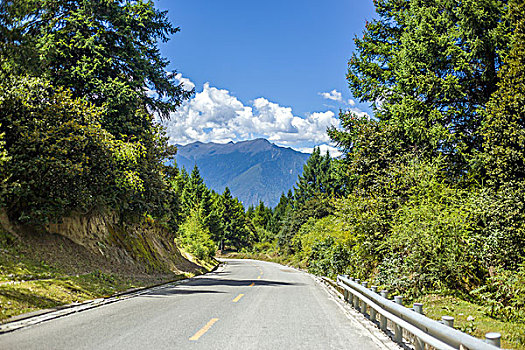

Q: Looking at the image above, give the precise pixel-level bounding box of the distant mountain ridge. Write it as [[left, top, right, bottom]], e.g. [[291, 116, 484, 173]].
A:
[[174, 139, 309, 207]]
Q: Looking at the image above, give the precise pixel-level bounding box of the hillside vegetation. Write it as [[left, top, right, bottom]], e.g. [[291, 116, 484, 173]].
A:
[[219, 1, 525, 348], [1, 0, 525, 348], [0, 0, 210, 321]]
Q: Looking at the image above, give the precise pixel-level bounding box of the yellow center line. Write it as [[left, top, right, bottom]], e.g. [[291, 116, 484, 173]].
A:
[[232, 293, 244, 302], [189, 318, 219, 341], [249, 282, 255, 287]]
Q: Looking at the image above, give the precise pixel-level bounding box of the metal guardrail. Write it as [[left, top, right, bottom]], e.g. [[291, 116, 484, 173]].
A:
[[336, 275, 502, 350]]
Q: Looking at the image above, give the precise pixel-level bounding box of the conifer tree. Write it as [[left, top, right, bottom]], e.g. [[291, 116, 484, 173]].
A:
[[334, 0, 510, 182], [294, 147, 333, 204], [217, 187, 254, 250], [181, 165, 207, 213], [252, 201, 272, 230], [482, 0, 525, 186]]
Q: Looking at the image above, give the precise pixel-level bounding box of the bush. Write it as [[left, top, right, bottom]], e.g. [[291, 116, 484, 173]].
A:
[[472, 263, 525, 322], [177, 210, 217, 261], [386, 178, 482, 294], [470, 183, 525, 270], [0, 76, 151, 223]]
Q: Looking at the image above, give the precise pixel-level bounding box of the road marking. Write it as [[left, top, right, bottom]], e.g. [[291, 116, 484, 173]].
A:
[[232, 293, 244, 302], [249, 282, 255, 287], [189, 318, 219, 341]]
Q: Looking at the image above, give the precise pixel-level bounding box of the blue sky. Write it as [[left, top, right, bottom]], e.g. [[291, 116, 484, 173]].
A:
[[156, 0, 377, 154]]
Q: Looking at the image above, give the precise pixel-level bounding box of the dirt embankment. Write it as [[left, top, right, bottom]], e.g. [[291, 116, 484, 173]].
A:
[[0, 210, 211, 321], [0, 210, 205, 281]]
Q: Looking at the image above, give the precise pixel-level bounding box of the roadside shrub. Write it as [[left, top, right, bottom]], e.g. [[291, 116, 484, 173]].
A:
[[177, 210, 217, 260], [472, 263, 525, 322], [471, 183, 525, 270], [0, 76, 154, 223]]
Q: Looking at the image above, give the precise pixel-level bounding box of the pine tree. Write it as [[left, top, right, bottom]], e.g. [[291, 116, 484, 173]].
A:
[[267, 192, 291, 234], [482, 0, 525, 186], [217, 187, 254, 250], [252, 201, 272, 230], [294, 147, 333, 204], [338, 0, 510, 181], [181, 165, 207, 213], [200, 189, 223, 244]]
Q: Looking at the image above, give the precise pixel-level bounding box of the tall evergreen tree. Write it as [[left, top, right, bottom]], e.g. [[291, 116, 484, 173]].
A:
[[252, 201, 272, 230], [217, 187, 254, 250], [181, 165, 207, 213], [334, 0, 510, 182], [481, 0, 525, 186], [294, 147, 333, 204], [267, 191, 292, 234]]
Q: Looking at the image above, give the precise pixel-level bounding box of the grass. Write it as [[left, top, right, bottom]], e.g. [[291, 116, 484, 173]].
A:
[[221, 252, 525, 350], [0, 273, 143, 321], [418, 294, 525, 350], [0, 233, 185, 322]]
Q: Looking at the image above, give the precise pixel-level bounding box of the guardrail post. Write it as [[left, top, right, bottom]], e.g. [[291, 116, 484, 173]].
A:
[[370, 286, 378, 322], [346, 277, 354, 305], [379, 290, 388, 331], [442, 316, 454, 328], [485, 332, 501, 348], [394, 296, 403, 344], [335, 276, 504, 350], [413, 303, 423, 314], [361, 282, 368, 315], [413, 303, 425, 350], [353, 279, 361, 309]]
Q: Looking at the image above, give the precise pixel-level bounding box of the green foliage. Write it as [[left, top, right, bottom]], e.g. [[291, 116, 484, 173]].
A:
[[382, 160, 482, 294], [328, 114, 406, 193], [267, 191, 293, 234], [0, 75, 142, 222], [472, 263, 525, 322], [0, 0, 190, 225], [1, 0, 193, 135], [216, 187, 255, 250], [177, 211, 217, 261], [252, 201, 272, 230], [0, 123, 8, 172], [346, 0, 509, 177], [470, 182, 525, 270], [481, 0, 525, 186], [277, 196, 333, 254], [181, 166, 208, 214], [294, 147, 337, 203]]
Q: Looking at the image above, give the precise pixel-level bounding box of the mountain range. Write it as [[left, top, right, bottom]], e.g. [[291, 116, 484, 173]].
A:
[[174, 139, 310, 207]]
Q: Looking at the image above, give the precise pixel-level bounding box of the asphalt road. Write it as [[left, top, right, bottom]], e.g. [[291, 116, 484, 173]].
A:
[[0, 259, 382, 350]]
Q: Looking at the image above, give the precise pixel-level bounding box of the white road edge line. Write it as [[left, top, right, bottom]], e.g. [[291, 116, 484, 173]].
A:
[[0, 263, 227, 334]]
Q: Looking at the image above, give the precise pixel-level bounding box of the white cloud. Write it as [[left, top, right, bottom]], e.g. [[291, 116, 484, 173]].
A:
[[319, 89, 343, 102], [159, 79, 343, 149], [319, 89, 361, 109], [158, 77, 369, 155], [348, 107, 370, 119], [295, 144, 342, 157], [173, 73, 195, 90]]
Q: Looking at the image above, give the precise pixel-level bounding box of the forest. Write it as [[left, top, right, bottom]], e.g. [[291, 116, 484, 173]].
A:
[[248, 0, 525, 337], [0, 0, 524, 345]]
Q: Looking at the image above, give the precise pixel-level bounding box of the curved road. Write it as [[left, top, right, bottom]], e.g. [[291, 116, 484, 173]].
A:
[[0, 259, 382, 349]]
